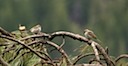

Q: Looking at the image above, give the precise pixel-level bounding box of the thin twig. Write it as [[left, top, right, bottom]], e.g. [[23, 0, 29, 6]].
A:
[[73, 53, 95, 65], [46, 41, 72, 65], [59, 36, 65, 49], [49, 37, 65, 53]]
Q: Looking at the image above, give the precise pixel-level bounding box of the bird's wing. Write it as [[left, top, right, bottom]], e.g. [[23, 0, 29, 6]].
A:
[[88, 32, 97, 39]]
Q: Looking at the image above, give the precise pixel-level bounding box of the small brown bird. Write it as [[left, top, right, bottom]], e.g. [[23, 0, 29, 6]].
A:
[[84, 29, 102, 43], [84, 29, 97, 40], [30, 24, 41, 34]]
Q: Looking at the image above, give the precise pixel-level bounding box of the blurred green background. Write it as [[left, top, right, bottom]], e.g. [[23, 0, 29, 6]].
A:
[[0, 0, 128, 57]]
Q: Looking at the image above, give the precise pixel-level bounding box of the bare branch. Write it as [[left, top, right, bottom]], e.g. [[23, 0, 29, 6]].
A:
[[115, 54, 128, 63], [95, 43, 115, 66], [46, 41, 72, 65], [49, 37, 66, 53], [73, 53, 95, 65], [50, 31, 115, 66], [59, 36, 65, 49], [20, 33, 50, 40], [50, 31, 91, 45], [21, 31, 90, 45], [91, 41, 100, 62], [0, 27, 13, 37]]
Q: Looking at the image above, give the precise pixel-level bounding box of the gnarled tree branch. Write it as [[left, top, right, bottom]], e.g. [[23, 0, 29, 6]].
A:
[[50, 31, 90, 44]]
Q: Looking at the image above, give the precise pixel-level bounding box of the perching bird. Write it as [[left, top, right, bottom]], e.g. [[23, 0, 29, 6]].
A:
[[84, 29, 97, 40], [18, 24, 29, 38], [30, 24, 41, 34], [74, 29, 101, 57], [84, 29, 101, 43], [19, 24, 26, 31]]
